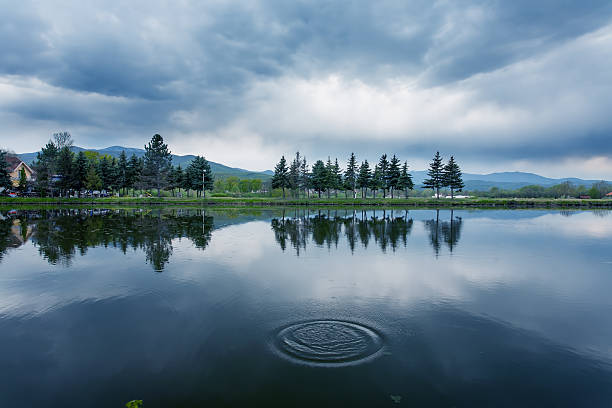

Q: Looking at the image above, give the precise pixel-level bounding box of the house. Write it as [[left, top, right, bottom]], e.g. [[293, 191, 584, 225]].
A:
[[605, 192, 612, 199], [5, 156, 34, 187]]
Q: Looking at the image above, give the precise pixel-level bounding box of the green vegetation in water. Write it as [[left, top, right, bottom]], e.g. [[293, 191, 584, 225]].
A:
[[125, 400, 143, 408]]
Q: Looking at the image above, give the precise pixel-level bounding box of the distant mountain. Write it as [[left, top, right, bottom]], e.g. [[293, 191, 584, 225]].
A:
[[410, 170, 609, 191], [17, 146, 609, 189], [17, 146, 273, 180]]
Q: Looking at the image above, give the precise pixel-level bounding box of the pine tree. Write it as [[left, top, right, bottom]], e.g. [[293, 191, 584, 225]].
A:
[[398, 161, 414, 198], [344, 152, 358, 198], [117, 150, 129, 196], [443, 156, 464, 199], [300, 157, 310, 198], [55, 146, 74, 197], [333, 158, 342, 198], [423, 151, 444, 198], [387, 154, 401, 198], [371, 164, 383, 199], [142, 134, 172, 197], [186, 156, 214, 198], [126, 154, 142, 196], [0, 150, 12, 191], [288, 152, 301, 197], [74, 151, 88, 196], [33, 142, 58, 197], [173, 164, 184, 197], [311, 160, 327, 198], [357, 160, 371, 198], [324, 157, 335, 198], [98, 156, 112, 193], [377, 154, 389, 198], [271, 155, 290, 198]]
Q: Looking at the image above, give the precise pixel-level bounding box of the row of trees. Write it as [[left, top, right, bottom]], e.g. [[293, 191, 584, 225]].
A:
[[272, 152, 415, 199], [29, 133, 214, 197], [272, 151, 464, 199]]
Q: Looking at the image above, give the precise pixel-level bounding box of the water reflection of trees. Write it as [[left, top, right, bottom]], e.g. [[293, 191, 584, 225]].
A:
[[0, 209, 213, 272], [423, 209, 463, 255], [271, 209, 415, 254]]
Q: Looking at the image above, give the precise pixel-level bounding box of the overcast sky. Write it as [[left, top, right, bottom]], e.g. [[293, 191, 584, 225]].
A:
[[1, 0, 611, 178]]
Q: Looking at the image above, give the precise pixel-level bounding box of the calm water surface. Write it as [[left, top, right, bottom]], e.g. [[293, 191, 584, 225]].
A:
[[0, 207, 611, 407]]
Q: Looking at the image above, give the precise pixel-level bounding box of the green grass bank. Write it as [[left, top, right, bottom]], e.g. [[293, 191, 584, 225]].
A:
[[1, 196, 611, 208]]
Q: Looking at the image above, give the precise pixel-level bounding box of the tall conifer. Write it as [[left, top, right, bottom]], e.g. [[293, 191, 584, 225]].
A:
[[423, 151, 444, 198]]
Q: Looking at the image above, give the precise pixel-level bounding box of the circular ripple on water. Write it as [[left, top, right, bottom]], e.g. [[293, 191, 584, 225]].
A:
[[273, 320, 384, 366]]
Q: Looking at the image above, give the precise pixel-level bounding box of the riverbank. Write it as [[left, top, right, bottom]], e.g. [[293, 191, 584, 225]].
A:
[[1, 196, 611, 208]]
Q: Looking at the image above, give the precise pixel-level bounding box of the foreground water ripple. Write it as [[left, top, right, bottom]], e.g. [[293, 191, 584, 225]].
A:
[[273, 320, 384, 366]]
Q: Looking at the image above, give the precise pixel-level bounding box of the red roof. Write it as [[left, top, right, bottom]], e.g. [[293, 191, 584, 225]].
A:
[[606, 192, 612, 196]]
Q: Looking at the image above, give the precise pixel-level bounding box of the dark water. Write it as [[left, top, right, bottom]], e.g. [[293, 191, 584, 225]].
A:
[[0, 207, 611, 407]]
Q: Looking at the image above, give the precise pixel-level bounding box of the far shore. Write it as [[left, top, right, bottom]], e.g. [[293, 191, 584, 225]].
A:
[[1, 196, 611, 209]]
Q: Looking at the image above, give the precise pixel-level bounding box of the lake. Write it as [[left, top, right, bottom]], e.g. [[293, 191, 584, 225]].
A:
[[0, 207, 611, 407]]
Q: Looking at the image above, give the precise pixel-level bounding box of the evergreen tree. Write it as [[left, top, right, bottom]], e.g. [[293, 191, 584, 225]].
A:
[[272, 155, 290, 198], [442, 156, 464, 198], [33, 142, 58, 196], [288, 152, 301, 197], [98, 155, 112, 193], [116, 150, 129, 196], [423, 151, 444, 198], [172, 165, 184, 197], [357, 160, 371, 198], [186, 156, 214, 198], [324, 157, 335, 198], [387, 154, 401, 198], [371, 164, 383, 199], [344, 152, 358, 198], [377, 154, 389, 198], [126, 154, 142, 195], [56, 146, 74, 196], [18, 167, 28, 194], [311, 160, 327, 198], [397, 161, 414, 197], [333, 158, 342, 198], [142, 134, 172, 197], [74, 151, 89, 196], [0, 150, 12, 191], [300, 157, 310, 198]]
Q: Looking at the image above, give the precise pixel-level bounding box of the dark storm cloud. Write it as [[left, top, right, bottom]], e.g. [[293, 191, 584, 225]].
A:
[[1, 0, 611, 175]]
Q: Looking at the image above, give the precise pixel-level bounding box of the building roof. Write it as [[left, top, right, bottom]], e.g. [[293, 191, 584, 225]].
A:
[[606, 192, 612, 196], [5, 156, 33, 174]]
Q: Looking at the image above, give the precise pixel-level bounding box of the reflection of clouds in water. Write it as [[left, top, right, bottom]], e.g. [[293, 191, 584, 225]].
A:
[[199, 221, 270, 268], [472, 211, 612, 239], [0, 209, 611, 364]]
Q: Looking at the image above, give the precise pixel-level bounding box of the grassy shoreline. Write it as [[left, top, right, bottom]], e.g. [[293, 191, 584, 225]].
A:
[[1, 196, 611, 208]]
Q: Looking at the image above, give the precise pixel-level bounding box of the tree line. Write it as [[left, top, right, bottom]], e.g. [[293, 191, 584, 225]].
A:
[[271, 151, 464, 199], [23, 132, 214, 197]]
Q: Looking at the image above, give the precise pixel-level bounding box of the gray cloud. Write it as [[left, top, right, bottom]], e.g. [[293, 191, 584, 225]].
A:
[[1, 0, 611, 177]]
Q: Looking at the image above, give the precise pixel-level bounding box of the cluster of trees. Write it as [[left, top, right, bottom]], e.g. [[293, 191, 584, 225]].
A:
[[422, 152, 465, 198], [212, 177, 263, 194], [272, 152, 415, 199], [477, 180, 612, 199], [29, 133, 214, 197]]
